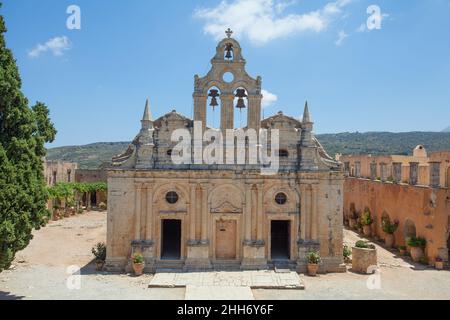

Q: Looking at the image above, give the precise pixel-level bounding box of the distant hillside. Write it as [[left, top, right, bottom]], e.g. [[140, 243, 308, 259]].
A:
[[442, 126, 450, 133], [46, 132, 450, 169], [46, 142, 130, 169], [318, 132, 450, 157]]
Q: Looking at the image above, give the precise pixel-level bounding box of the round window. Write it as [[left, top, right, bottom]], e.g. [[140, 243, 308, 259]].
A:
[[166, 191, 179, 204], [223, 72, 234, 83], [275, 193, 287, 205]]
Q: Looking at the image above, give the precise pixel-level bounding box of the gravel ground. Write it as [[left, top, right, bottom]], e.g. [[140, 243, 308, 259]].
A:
[[1, 212, 449, 300]]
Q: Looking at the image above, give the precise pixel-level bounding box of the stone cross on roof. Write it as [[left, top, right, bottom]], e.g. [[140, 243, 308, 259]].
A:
[[225, 28, 233, 38]]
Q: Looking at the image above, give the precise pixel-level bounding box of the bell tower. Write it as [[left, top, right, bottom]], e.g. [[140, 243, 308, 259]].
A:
[[193, 29, 262, 132]]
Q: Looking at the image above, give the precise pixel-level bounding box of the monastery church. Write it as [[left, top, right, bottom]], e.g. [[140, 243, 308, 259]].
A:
[[105, 29, 345, 273]]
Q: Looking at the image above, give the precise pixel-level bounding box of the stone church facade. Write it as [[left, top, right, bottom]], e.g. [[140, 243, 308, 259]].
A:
[[106, 31, 345, 273]]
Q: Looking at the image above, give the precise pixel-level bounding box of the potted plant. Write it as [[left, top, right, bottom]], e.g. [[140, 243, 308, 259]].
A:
[[91, 242, 107, 271], [306, 250, 321, 276], [343, 245, 352, 263], [381, 218, 399, 248], [398, 245, 407, 256], [352, 241, 377, 274], [407, 236, 427, 262], [360, 209, 373, 237], [132, 253, 145, 276], [435, 257, 445, 270]]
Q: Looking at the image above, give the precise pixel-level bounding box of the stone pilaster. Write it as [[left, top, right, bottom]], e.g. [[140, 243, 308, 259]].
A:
[[409, 162, 419, 185], [221, 94, 234, 131], [370, 162, 377, 180], [429, 162, 441, 188], [247, 94, 262, 131], [193, 93, 207, 131], [393, 162, 402, 183]]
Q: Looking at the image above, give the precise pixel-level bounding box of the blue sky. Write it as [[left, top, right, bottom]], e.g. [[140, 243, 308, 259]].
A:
[[1, 0, 450, 147]]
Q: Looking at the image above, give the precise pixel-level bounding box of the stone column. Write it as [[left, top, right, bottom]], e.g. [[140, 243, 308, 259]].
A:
[[201, 184, 209, 242], [355, 162, 361, 178], [251, 185, 257, 241], [380, 162, 388, 182], [189, 183, 196, 241], [221, 94, 234, 131], [244, 184, 252, 241], [145, 185, 153, 240], [256, 184, 264, 241], [310, 185, 318, 241], [193, 94, 207, 131], [409, 162, 419, 185], [134, 183, 143, 240], [370, 162, 377, 180], [429, 162, 441, 188], [247, 94, 262, 131], [393, 162, 402, 183]]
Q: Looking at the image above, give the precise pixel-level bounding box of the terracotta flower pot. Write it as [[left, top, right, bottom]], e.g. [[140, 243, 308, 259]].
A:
[[363, 225, 372, 237], [349, 219, 357, 229], [307, 264, 319, 277], [133, 262, 145, 276], [384, 234, 395, 248], [399, 249, 407, 256], [410, 247, 424, 262], [435, 261, 444, 270], [96, 260, 105, 271]]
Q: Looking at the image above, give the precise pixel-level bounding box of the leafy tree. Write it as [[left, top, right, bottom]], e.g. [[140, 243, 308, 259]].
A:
[[0, 4, 56, 272]]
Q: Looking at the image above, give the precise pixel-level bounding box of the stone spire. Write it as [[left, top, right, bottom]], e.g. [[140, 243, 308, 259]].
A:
[[302, 101, 311, 123], [136, 98, 155, 169], [141, 98, 153, 130], [299, 101, 318, 170]]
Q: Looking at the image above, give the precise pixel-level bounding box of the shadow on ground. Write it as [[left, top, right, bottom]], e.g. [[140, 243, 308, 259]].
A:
[[0, 291, 24, 300]]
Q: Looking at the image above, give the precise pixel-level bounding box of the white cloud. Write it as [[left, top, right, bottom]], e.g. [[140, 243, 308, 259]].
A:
[[28, 36, 71, 58], [335, 30, 348, 46], [194, 0, 353, 45], [261, 89, 278, 108]]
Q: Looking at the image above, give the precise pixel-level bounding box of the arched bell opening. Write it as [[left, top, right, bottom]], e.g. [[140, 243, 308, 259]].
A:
[[207, 86, 221, 129], [233, 87, 248, 129]]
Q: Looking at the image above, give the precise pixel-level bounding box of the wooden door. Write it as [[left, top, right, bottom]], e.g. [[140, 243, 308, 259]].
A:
[[215, 220, 237, 260]]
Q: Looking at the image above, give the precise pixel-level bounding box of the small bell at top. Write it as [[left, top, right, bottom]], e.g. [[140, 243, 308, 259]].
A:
[[225, 43, 234, 60]]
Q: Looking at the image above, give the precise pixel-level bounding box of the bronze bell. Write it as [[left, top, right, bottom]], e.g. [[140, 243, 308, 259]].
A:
[[235, 89, 247, 109], [225, 43, 233, 60], [209, 89, 220, 109], [236, 98, 246, 109]]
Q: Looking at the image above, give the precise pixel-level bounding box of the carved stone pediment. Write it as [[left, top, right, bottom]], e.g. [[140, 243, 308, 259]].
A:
[[210, 201, 242, 214]]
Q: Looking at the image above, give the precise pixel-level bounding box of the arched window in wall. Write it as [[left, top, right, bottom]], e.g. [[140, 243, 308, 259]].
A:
[[207, 87, 221, 129], [234, 87, 248, 129]]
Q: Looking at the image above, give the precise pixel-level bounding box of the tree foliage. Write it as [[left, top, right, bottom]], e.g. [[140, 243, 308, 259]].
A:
[[0, 6, 56, 272]]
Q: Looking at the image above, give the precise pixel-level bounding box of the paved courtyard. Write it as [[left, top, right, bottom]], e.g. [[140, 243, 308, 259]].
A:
[[1, 212, 450, 300]]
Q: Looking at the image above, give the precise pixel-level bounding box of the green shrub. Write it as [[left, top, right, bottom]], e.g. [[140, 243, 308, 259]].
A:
[[360, 210, 373, 226], [382, 218, 399, 234], [343, 245, 351, 259], [306, 250, 321, 264], [91, 242, 106, 262], [407, 237, 426, 248], [355, 240, 376, 250], [133, 253, 145, 264]]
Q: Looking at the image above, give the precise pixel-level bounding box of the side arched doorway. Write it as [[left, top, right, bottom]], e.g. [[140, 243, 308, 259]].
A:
[[404, 219, 417, 244]]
